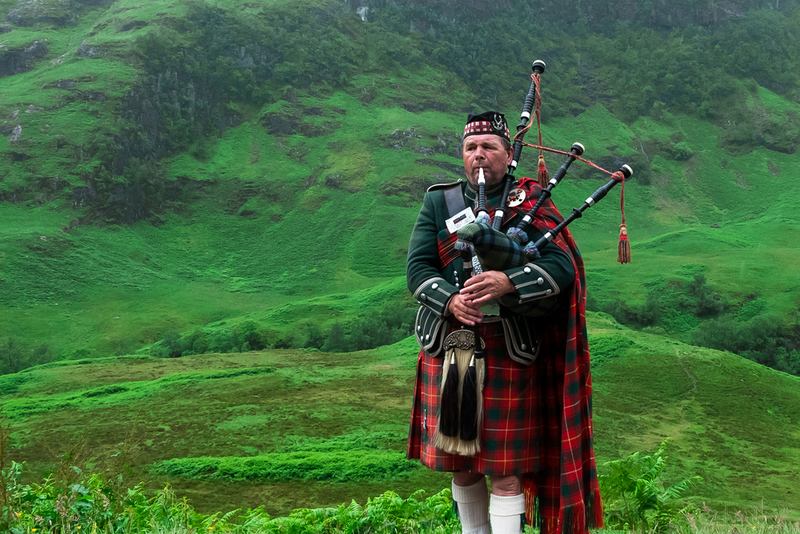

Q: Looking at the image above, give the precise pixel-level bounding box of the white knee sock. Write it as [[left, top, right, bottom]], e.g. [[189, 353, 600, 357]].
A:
[[451, 479, 490, 534], [489, 493, 526, 534]]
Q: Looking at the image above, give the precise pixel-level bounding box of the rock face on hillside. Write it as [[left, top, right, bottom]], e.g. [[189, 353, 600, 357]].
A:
[[385, 128, 461, 158], [0, 40, 47, 77], [6, 0, 116, 26], [348, 0, 788, 29], [7, 0, 72, 26]]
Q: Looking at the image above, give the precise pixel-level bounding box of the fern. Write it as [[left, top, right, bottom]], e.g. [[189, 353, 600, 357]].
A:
[[599, 439, 701, 532]]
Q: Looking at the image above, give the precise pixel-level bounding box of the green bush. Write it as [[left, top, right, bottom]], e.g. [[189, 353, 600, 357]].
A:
[[152, 322, 265, 358], [593, 274, 727, 332], [0, 337, 52, 375], [690, 314, 800, 374]]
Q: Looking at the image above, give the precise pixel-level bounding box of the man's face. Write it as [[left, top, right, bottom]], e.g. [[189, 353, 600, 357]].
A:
[[462, 134, 513, 188]]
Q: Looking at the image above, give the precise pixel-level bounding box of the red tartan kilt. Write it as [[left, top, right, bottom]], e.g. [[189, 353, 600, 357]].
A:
[[407, 320, 564, 475]]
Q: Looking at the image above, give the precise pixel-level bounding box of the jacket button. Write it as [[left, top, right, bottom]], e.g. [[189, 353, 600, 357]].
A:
[[521, 343, 527, 351], [523, 266, 531, 274], [537, 277, 544, 285], [425, 334, 430, 341], [431, 283, 439, 290], [546, 289, 552, 295], [420, 293, 427, 301], [417, 325, 421, 331]]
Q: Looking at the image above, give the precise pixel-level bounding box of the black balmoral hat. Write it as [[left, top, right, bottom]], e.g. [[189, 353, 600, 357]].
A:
[[463, 111, 511, 142]]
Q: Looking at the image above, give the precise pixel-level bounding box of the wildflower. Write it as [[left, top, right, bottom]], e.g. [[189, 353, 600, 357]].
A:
[[686, 513, 696, 531]]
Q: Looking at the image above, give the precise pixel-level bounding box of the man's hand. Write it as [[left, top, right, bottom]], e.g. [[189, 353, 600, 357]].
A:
[[447, 293, 484, 326], [462, 271, 515, 306], [447, 271, 515, 325]]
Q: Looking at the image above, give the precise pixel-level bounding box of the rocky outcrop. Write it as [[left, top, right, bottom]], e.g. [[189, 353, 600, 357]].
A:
[[75, 40, 105, 58], [0, 40, 48, 77], [6, 0, 72, 26], [6, 0, 116, 27], [384, 128, 461, 158]]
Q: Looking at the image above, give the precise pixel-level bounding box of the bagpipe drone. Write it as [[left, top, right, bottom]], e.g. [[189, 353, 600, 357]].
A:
[[434, 60, 632, 456]]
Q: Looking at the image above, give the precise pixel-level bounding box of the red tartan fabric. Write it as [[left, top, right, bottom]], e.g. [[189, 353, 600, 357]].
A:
[[407, 177, 602, 534], [437, 229, 459, 269], [515, 177, 603, 534], [407, 319, 565, 474]]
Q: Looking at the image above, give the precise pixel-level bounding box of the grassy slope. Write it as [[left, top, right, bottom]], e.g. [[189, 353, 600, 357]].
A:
[[0, 337, 450, 516], [2, 314, 799, 517], [4, 96, 800, 356]]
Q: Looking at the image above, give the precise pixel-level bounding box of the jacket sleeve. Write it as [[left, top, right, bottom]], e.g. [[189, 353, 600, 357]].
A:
[[498, 228, 575, 316], [406, 192, 459, 317]]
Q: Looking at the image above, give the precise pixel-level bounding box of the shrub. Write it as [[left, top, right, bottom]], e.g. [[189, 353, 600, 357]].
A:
[[0, 338, 52, 375], [690, 314, 800, 374]]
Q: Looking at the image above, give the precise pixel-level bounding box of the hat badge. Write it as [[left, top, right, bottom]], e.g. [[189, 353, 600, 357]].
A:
[[491, 113, 504, 132]]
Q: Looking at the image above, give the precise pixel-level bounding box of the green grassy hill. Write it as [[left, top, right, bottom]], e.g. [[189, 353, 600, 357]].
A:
[[3, 96, 800, 358], [2, 313, 799, 517]]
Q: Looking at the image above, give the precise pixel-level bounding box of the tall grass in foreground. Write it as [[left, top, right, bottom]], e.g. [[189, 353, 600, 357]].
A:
[[1, 463, 459, 534], [2, 414, 798, 533], [3, 462, 800, 534], [2, 448, 799, 533]]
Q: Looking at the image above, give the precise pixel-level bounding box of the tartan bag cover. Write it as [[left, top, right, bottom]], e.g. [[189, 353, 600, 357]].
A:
[[456, 222, 528, 272], [407, 177, 602, 534]]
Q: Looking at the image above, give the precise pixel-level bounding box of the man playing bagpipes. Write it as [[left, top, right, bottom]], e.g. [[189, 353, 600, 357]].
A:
[[406, 111, 604, 534]]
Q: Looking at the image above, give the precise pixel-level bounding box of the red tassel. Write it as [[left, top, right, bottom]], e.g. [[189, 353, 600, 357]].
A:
[[618, 224, 631, 264], [537, 154, 549, 188], [617, 174, 630, 264]]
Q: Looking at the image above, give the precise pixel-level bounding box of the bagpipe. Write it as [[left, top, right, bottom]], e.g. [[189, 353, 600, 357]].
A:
[[434, 60, 633, 456]]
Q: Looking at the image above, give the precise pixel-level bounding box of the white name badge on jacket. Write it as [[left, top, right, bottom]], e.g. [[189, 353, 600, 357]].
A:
[[445, 207, 476, 234]]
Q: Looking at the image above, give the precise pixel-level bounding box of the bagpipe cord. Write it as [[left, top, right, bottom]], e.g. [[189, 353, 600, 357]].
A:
[[515, 71, 630, 263]]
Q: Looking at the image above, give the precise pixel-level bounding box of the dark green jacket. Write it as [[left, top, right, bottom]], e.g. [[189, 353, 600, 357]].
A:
[[406, 179, 576, 362]]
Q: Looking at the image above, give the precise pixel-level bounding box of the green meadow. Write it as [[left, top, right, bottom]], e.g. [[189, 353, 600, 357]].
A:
[[3, 314, 800, 519]]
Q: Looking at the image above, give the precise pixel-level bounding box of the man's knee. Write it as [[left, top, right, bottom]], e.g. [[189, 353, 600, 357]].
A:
[[488, 475, 521, 495], [453, 471, 484, 487]]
